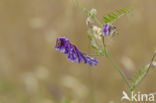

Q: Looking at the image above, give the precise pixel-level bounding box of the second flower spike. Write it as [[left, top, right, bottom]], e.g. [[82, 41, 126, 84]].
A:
[[102, 24, 117, 37]]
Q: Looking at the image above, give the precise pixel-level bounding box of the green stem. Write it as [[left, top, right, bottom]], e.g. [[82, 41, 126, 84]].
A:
[[72, 0, 89, 14], [130, 90, 134, 103], [106, 54, 131, 89], [92, 16, 103, 28], [132, 52, 156, 90], [102, 37, 107, 56], [73, 0, 103, 28], [102, 36, 131, 89]]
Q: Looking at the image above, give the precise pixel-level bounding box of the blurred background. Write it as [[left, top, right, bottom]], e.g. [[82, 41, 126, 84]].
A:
[[0, 0, 156, 103]]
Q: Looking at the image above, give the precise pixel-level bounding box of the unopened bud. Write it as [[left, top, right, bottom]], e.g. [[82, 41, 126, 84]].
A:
[[86, 17, 93, 28], [89, 8, 97, 17]]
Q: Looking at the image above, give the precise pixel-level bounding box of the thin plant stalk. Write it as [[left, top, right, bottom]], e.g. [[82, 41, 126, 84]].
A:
[[73, 0, 103, 28], [102, 36, 131, 89]]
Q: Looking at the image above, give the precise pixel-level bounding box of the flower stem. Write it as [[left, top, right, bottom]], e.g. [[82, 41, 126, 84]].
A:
[[102, 37, 107, 56], [72, 0, 89, 14], [102, 36, 131, 89], [131, 51, 156, 90], [130, 90, 134, 103], [73, 0, 103, 28], [92, 15, 103, 28], [105, 54, 131, 89]]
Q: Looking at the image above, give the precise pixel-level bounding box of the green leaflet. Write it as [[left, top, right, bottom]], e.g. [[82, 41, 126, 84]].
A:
[[88, 30, 99, 50], [88, 33, 93, 41], [103, 16, 111, 24], [91, 42, 98, 50], [103, 8, 132, 24], [130, 67, 149, 90]]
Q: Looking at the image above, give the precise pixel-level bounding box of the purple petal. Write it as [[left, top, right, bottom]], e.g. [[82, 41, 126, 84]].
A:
[[102, 24, 116, 37], [86, 56, 98, 66]]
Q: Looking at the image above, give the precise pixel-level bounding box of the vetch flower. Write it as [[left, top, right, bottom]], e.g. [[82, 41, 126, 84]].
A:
[[102, 24, 117, 37], [55, 37, 69, 53], [92, 26, 102, 40], [55, 37, 98, 66]]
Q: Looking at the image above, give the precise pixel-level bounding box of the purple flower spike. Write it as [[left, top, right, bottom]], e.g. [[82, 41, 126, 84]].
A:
[[55, 37, 98, 66], [102, 24, 116, 37]]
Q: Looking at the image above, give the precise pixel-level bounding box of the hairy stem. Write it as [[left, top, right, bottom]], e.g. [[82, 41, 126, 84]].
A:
[[102, 37, 107, 56], [72, 0, 88, 14], [102, 36, 131, 89], [132, 51, 156, 90], [130, 90, 134, 103], [106, 54, 131, 89], [73, 0, 103, 28], [92, 15, 103, 28]]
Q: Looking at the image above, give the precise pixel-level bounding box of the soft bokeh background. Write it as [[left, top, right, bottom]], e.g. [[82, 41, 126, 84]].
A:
[[0, 0, 156, 103]]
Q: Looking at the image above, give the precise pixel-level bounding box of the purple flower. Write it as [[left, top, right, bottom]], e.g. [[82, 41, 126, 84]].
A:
[[151, 63, 156, 69], [102, 24, 116, 37], [85, 56, 98, 66], [55, 37, 98, 66]]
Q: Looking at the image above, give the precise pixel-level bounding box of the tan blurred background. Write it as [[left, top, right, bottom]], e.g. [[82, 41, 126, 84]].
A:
[[0, 0, 156, 103]]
